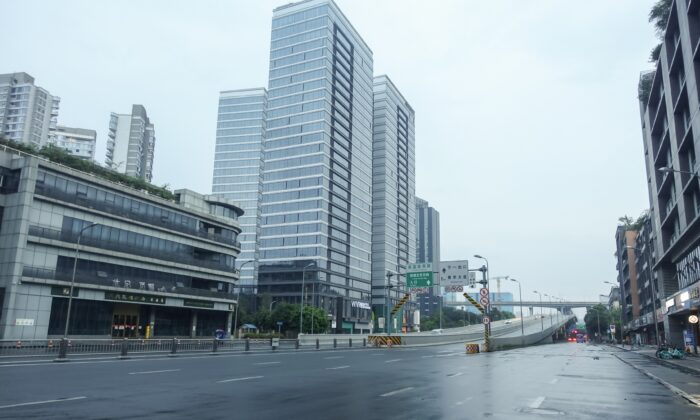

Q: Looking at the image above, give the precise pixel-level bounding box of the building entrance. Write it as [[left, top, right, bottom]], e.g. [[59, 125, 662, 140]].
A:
[[111, 304, 140, 338]]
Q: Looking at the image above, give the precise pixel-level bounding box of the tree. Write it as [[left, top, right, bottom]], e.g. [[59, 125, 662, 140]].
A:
[[584, 304, 612, 341], [649, 0, 673, 38], [420, 306, 481, 331]]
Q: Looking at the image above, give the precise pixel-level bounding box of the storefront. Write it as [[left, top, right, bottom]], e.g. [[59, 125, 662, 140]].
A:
[[664, 283, 700, 349]]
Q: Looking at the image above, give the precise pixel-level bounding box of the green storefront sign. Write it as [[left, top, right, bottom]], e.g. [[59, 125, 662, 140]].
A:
[[104, 292, 165, 305], [183, 299, 215, 309], [406, 271, 433, 288]]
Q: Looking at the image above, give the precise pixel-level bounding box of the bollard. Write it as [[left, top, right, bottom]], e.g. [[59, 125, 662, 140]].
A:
[[245, 338, 250, 352], [120, 338, 128, 358], [349, 338, 352, 348], [333, 338, 337, 349], [295, 339, 300, 350], [170, 338, 178, 355], [363, 338, 366, 347], [316, 338, 320, 350], [57, 338, 68, 360], [212, 338, 218, 353]]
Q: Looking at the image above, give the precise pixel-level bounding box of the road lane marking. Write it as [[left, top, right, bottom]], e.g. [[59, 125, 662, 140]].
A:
[[254, 361, 281, 365], [436, 352, 462, 357], [324, 356, 344, 360], [326, 365, 350, 370], [217, 376, 264, 383], [549, 378, 559, 384], [421, 355, 434, 358], [0, 396, 87, 409], [385, 359, 401, 363], [529, 396, 545, 409], [128, 369, 180, 375], [380, 387, 414, 397], [447, 372, 463, 378]]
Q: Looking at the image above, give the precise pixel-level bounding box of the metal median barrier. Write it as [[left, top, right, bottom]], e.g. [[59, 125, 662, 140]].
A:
[[0, 336, 370, 361]]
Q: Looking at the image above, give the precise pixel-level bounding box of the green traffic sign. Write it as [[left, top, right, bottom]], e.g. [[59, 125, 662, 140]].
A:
[[406, 271, 433, 288]]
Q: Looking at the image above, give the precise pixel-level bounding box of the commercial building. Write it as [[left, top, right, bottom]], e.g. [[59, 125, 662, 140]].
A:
[[212, 88, 267, 296], [106, 105, 155, 182], [371, 75, 416, 332], [254, 0, 375, 334], [614, 226, 641, 327], [632, 214, 663, 344], [52, 125, 97, 160], [0, 146, 243, 340], [415, 197, 441, 318], [0, 72, 60, 147], [637, 0, 700, 346]]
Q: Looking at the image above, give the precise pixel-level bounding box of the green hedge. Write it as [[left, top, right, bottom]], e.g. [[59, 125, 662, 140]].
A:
[[0, 137, 175, 201]]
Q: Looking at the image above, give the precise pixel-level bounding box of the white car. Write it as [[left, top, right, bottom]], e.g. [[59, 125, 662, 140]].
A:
[[504, 320, 512, 324]]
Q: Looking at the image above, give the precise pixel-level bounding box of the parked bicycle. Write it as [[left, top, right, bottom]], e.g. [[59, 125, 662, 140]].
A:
[[655, 346, 686, 360]]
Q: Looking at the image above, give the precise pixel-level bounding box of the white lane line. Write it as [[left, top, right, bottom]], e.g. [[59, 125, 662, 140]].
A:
[[128, 369, 180, 375], [549, 378, 559, 385], [529, 396, 545, 409], [385, 359, 401, 363], [324, 356, 344, 360], [436, 352, 461, 357], [454, 396, 473, 406], [254, 361, 281, 365], [421, 355, 434, 359], [0, 396, 87, 409], [447, 372, 463, 378], [326, 365, 350, 370], [217, 376, 264, 383], [380, 387, 414, 397]]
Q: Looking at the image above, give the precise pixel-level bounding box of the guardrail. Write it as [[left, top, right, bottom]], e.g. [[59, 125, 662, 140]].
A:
[[0, 337, 369, 361]]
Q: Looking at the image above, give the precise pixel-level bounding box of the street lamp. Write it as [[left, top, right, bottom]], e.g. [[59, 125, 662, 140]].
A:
[[658, 166, 700, 178], [63, 222, 100, 339], [624, 246, 661, 347], [269, 300, 278, 312], [510, 278, 524, 337], [544, 294, 553, 326], [233, 259, 254, 339], [299, 262, 315, 336], [533, 290, 544, 331]]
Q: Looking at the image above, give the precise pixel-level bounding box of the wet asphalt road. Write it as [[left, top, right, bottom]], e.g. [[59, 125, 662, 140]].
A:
[[0, 342, 698, 419]]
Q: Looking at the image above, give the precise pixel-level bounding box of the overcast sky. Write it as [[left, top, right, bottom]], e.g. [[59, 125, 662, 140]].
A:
[[3, 0, 659, 306]]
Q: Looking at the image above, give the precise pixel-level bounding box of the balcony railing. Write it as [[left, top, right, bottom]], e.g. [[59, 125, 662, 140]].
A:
[[22, 266, 236, 300]]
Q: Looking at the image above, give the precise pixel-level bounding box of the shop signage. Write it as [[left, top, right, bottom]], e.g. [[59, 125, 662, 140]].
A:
[[351, 301, 371, 310], [15, 318, 34, 326], [690, 315, 699, 324], [183, 299, 214, 309], [104, 292, 165, 305], [51, 286, 78, 297]]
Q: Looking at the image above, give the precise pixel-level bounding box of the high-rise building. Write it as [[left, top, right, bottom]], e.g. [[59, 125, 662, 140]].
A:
[[212, 88, 267, 295], [632, 214, 661, 344], [415, 197, 441, 318], [637, 0, 700, 346], [0, 72, 60, 147], [615, 226, 640, 325], [52, 125, 97, 160], [371, 75, 416, 332], [256, 0, 375, 333], [106, 105, 155, 182]]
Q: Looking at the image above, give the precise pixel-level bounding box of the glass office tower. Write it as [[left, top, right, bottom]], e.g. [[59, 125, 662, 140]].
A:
[[257, 0, 374, 333], [212, 88, 267, 294]]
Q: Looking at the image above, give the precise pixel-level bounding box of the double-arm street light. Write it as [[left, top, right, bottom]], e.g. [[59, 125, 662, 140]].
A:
[[233, 259, 254, 339], [533, 290, 544, 331], [299, 262, 315, 336], [64, 222, 100, 339], [510, 278, 524, 337]]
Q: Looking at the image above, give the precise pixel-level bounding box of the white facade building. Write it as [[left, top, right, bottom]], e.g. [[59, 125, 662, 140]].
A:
[[52, 125, 96, 160], [0, 72, 60, 147], [106, 105, 155, 182]]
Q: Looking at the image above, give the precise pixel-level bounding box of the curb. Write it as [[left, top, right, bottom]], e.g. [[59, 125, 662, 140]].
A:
[[612, 353, 700, 406]]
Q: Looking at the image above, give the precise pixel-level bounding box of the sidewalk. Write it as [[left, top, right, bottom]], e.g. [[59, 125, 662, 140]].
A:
[[612, 343, 700, 375]]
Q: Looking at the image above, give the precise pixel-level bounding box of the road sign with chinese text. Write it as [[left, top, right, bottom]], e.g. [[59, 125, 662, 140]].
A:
[[406, 271, 433, 288]]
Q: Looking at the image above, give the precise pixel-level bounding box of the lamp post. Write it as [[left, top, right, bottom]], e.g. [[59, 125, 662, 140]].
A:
[[299, 262, 315, 336], [533, 291, 543, 331], [233, 260, 254, 339], [474, 255, 490, 332], [624, 245, 661, 348], [63, 222, 100, 339], [658, 166, 700, 178], [510, 278, 524, 337], [269, 300, 278, 312]]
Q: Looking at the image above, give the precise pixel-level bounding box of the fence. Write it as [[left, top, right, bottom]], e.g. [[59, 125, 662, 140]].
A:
[[0, 337, 369, 360]]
